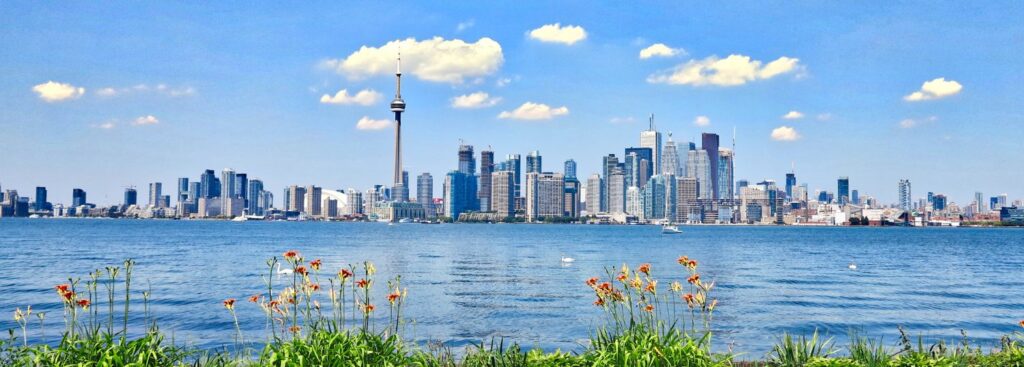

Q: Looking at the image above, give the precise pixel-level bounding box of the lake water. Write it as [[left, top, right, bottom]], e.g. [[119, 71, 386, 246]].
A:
[[0, 219, 1022, 356]]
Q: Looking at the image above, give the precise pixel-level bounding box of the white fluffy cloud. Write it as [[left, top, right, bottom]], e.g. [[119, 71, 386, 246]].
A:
[[324, 37, 504, 84], [693, 115, 710, 127], [639, 43, 685, 59], [32, 81, 85, 102], [904, 78, 963, 101], [319, 88, 383, 106], [91, 121, 116, 129], [498, 102, 569, 120], [528, 23, 587, 45], [132, 115, 159, 126], [770, 126, 800, 141], [451, 92, 501, 109], [356, 116, 391, 130], [782, 110, 804, 120], [647, 54, 802, 87], [96, 84, 195, 98]]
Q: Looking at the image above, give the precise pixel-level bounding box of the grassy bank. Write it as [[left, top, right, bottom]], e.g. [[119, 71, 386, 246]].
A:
[[2, 252, 1023, 366]]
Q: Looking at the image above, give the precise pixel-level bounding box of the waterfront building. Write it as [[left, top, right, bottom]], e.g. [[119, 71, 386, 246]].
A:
[[234, 173, 248, 204], [177, 178, 189, 207], [526, 150, 542, 174], [505, 154, 522, 198], [200, 169, 219, 198], [585, 174, 604, 215], [664, 176, 678, 222], [643, 175, 667, 220], [702, 133, 720, 199], [718, 148, 734, 200], [933, 194, 948, 211], [602, 154, 620, 212], [148, 182, 162, 208], [785, 173, 796, 199], [479, 150, 494, 212], [364, 189, 379, 215], [624, 147, 653, 188], [247, 179, 264, 215], [72, 188, 87, 207], [443, 171, 473, 219], [564, 177, 580, 218], [458, 144, 476, 175], [305, 185, 322, 217], [626, 186, 642, 217], [898, 179, 912, 211], [1001, 206, 1024, 224], [838, 177, 850, 206], [737, 179, 749, 197], [123, 188, 137, 207], [662, 133, 682, 176], [491, 170, 515, 219], [686, 150, 712, 200], [221, 168, 236, 204], [640, 114, 662, 175], [33, 187, 47, 212], [851, 189, 859, 205], [288, 185, 305, 213], [417, 172, 433, 213], [525, 172, 564, 221], [564, 159, 577, 180], [676, 177, 699, 223], [222, 197, 244, 217], [607, 170, 625, 214], [259, 190, 273, 213]]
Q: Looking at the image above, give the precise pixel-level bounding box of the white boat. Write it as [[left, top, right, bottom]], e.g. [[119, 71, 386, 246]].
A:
[[231, 216, 248, 222], [662, 225, 682, 234]]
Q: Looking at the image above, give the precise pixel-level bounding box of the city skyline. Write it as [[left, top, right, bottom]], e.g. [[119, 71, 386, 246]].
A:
[[2, 2, 1023, 204]]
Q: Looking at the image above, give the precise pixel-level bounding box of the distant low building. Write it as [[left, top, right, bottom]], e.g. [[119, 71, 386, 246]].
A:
[[1001, 206, 1024, 224]]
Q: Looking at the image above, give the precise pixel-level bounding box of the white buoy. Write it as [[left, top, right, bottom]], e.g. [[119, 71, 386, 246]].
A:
[[848, 263, 857, 270]]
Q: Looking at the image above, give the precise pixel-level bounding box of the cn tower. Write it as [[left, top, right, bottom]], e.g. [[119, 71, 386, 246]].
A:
[[390, 55, 406, 199]]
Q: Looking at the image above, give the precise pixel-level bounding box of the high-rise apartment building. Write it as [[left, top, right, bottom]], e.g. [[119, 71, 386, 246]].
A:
[[72, 188, 87, 207], [717, 149, 734, 200], [491, 171, 515, 219], [624, 147, 653, 188], [33, 187, 47, 212], [602, 154, 620, 212], [701, 133, 720, 199], [585, 174, 604, 215], [525, 172, 564, 221], [607, 170, 625, 214], [898, 179, 912, 211], [247, 179, 264, 215], [526, 150, 542, 174], [288, 185, 306, 213], [505, 154, 522, 198], [305, 185, 322, 217], [443, 171, 473, 219], [148, 182, 162, 208], [837, 177, 850, 205], [564, 159, 577, 180], [123, 188, 137, 207], [417, 173, 433, 205], [478, 150, 494, 212], [564, 177, 580, 218], [785, 173, 796, 199], [686, 150, 712, 200]]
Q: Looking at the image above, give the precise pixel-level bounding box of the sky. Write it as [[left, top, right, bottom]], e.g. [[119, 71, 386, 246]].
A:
[[2, 1, 1023, 206]]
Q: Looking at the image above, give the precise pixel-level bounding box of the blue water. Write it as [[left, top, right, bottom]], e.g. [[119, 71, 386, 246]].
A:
[[1, 218, 1022, 356]]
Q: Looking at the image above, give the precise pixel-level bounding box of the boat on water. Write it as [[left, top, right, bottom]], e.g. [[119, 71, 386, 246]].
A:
[[231, 216, 248, 222], [662, 224, 682, 234]]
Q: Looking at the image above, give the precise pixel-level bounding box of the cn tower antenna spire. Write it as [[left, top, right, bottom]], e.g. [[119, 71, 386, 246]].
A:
[[390, 53, 407, 199]]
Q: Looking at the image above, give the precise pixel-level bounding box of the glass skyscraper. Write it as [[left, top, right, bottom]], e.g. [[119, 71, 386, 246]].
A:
[[526, 150, 542, 174], [701, 133, 720, 199]]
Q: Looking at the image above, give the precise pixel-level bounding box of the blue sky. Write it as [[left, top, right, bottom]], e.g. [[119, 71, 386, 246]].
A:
[[2, 1, 1022, 206]]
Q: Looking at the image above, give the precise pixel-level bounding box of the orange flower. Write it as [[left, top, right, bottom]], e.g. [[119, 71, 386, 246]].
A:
[[586, 277, 599, 287], [289, 326, 301, 333], [387, 291, 401, 304], [248, 294, 260, 303], [76, 299, 91, 309], [637, 263, 651, 275], [309, 259, 322, 271], [597, 282, 613, 294], [593, 298, 605, 307], [361, 303, 375, 313], [356, 279, 369, 288], [683, 293, 695, 306], [644, 304, 655, 313], [283, 250, 299, 260], [269, 300, 280, 308], [61, 291, 75, 302], [305, 282, 321, 292], [223, 298, 236, 310], [339, 269, 354, 279], [295, 266, 308, 276], [55, 284, 71, 294], [677, 256, 689, 265], [687, 260, 697, 269], [1020, 320, 1024, 328], [616, 273, 627, 282], [687, 274, 700, 284], [644, 280, 657, 294]]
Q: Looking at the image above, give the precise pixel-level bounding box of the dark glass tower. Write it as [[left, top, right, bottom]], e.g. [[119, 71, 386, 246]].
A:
[[701, 133, 720, 199]]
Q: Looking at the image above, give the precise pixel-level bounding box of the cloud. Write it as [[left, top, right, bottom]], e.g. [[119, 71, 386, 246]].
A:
[[904, 77, 963, 101], [899, 116, 938, 129], [451, 92, 501, 109], [816, 113, 832, 121], [356, 116, 392, 130], [770, 126, 800, 141], [647, 54, 802, 87], [91, 121, 116, 129], [498, 102, 569, 120], [32, 81, 85, 102], [639, 43, 685, 59], [693, 115, 711, 127], [319, 88, 383, 106], [95, 84, 195, 97], [456, 19, 475, 32], [132, 115, 159, 126], [609, 116, 636, 124], [782, 110, 804, 120], [528, 23, 587, 45], [324, 37, 503, 84]]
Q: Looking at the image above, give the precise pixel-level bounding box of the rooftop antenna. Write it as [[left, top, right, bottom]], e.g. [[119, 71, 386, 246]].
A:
[[649, 113, 655, 131]]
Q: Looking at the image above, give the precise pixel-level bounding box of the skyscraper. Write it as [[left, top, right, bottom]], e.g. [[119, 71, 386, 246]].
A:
[[643, 175, 667, 220], [564, 159, 577, 180], [247, 179, 264, 215], [200, 169, 219, 198], [661, 133, 681, 176], [676, 177, 699, 223], [717, 149, 734, 200], [478, 150, 494, 212], [525, 172, 564, 221], [305, 185, 322, 217], [443, 171, 472, 219], [785, 173, 797, 199], [624, 147, 653, 188], [640, 114, 662, 176], [686, 150, 712, 200], [701, 133, 720, 199], [526, 150, 542, 174], [417, 173, 433, 206], [148, 182, 162, 208], [607, 170, 625, 214], [221, 168, 236, 203], [898, 179, 912, 211], [602, 154, 620, 212], [177, 178, 189, 206], [837, 177, 850, 205], [288, 185, 306, 213], [564, 176, 580, 218], [458, 144, 476, 175], [72, 188, 87, 207], [123, 188, 137, 207], [491, 171, 515, 219], [234, 173, 248, 204], [585, 174, 604, 215], [505, 154, 522, 198], [391, 55, 407, 203]]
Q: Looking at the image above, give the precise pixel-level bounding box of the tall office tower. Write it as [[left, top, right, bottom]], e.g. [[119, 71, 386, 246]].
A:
[[247, 179, 264, 215], [624, 147, 653, 188], [221, 169, 236, 203], [851, 190, 859, 205], [458, 144, 476, 175], [363, 189, 379, 214], [933, 194, 948, 211], [72, 188, 87, 207], [975, 192, 986, 213], [200, 169, 219, 198], [305, 185, 322, 216], [676, 177, 699, 223], [443, 171, 473, 219], [990, 197, 1000, 211], [737, 179, 749, 196], [288, 185, 306, 213], [607, 170, 626, 214], [701, 133, 720, 199], [525, 150, 542, 174], [505, 154, 522, 198], [479, 150, 494, 212], [259, 190, 273, 212], [417, 173, 433, 205], [564, 159, 577, 180], [148, 182, 162, 208], [717, 149, 734, 200], [640, 114, 662, 175], [33, 187, 47, 212], [998, 194, 1009, 209], [124, 188, 137, 207], [898, 179, 912, 211], [563, 177, 580, 218], [927, 192, 935, 207], [643, 175, 667, 220], [345, 190, 363, 215], [837, 177, 850, 205], [664, 176, 678, 222], [686, 150, 712, 200], [785, 173, 796, 199], [525, 172, 565, 221], [661, 133, 682, 176], [234, 173, 248, 203], [491, 171, 515, 218], [391, 55, 407, 204], [282, 187, 291, 211], [602, 154, 620, 212], [625, 186, 642, 217], [585, 174, 604, 215], [177, 178, 189, 206]]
